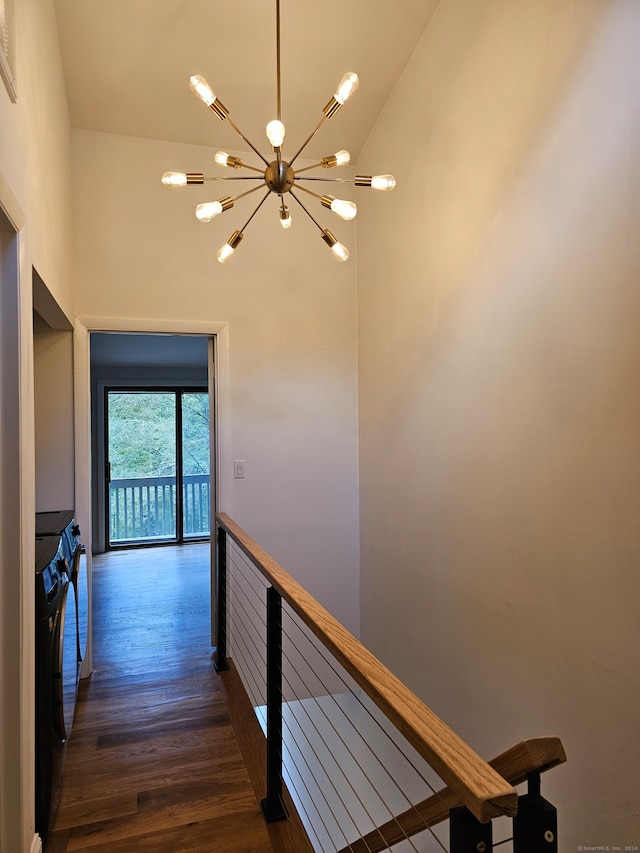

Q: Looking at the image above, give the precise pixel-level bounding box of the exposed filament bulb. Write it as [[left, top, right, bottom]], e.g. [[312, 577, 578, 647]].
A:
[[320, 194, 357, 221], [266, 120, 286, 149], [335, 72, 359, 105], [215, 151, 243, 169], [280, 207, 292, 229], [161, 171, 204, 187], [196, 196, 234, 222], [189, 74, 229, 119], [356, 174, 397, 191], [216, 230, 243, 264], [321, 229, 349, 262], [321, 150, 351, 169], [330, 198, 357, 221], [372, 174, 396, 191], [196, 201, 223, 222], [189, 74, 215, 106]]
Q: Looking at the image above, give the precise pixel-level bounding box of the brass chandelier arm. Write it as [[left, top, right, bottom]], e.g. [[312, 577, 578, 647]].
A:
[[225, 115, 271, 167], [203, 176, 265, 182], [288, 114, 329, 168], [238, 190, 272, 233], [289, 190, 324, 233], [232, 184, 268, 205], [293, 154, 350, 174], [238, 163, 265, 174], [295, 176, 356, 183], [294, 162, 325, 174], [293, 183, 323, 203], [295, 183, 357, 221]]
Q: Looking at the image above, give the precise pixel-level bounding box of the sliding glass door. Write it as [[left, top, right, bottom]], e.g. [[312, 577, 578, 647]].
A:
[[181, 392, 211, 539], [105, 389, 210, 547]]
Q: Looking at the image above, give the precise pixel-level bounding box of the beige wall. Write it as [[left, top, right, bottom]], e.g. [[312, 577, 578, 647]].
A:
[[71, 129, 361, 634], [357, 0, 640, 843]]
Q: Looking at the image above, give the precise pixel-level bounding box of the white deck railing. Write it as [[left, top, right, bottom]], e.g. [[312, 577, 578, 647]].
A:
[[109, 474, 209, 542]]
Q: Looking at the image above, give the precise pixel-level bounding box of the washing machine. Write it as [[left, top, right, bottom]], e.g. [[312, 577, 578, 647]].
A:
[[36, 511, 87, 669], [35, 534, 79, 845]]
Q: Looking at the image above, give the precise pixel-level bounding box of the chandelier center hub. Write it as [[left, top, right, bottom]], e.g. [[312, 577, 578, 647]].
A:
[[264, 160, 295, 194]]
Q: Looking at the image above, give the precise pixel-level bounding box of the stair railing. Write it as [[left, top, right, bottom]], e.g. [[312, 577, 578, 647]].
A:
[[215, 512, 566, 853]]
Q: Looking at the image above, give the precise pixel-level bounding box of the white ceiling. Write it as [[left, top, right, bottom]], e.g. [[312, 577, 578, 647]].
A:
[[54, 0, 438, 161]]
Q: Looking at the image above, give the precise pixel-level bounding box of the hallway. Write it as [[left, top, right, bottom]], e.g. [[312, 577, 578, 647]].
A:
[[46, 543, 275, 852]]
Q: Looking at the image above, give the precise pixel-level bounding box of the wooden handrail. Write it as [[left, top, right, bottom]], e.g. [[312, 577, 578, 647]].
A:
[[336, 736, 567, 853], [215, 513, 517, 824]]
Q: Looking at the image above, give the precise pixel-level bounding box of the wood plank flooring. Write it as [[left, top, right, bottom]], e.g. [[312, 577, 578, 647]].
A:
[[46, 543, 276, 853]]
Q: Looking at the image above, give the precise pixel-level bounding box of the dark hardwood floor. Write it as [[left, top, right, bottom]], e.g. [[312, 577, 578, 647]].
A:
[[46, 543, 275, 853]]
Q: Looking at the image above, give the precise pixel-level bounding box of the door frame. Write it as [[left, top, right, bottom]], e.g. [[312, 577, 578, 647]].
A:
[[1, 172, 34, 853], [74, 317, 231, 674]]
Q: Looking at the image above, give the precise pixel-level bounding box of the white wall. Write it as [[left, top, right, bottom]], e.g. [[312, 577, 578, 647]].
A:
[[357, 0, 640, 844], [0, 1, 73, 849], [71, 130, 361, 635], [0, 0, 73, 317], [33, 314, 75, 511]]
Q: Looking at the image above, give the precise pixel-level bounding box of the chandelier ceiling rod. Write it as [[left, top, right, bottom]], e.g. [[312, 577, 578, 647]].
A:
[[161, 0, 396, 264], [276, 0, 282, 123]]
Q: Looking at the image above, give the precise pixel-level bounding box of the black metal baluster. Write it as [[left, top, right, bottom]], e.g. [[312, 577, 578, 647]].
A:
[[261, 585, 288, 822], [214, 525, 229, 672]]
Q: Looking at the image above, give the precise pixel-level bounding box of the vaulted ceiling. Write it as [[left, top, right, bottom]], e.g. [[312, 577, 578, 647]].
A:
[[54, 0, 439, 161]]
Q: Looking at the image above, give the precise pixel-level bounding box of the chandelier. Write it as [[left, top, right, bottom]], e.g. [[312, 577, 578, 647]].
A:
[[161, 0, 395, 264]]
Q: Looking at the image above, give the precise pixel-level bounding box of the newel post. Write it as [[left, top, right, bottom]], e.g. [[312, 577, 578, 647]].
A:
[[261, 585, 288, 822], [449, 806, 492, 853], [214, 524, 229, 672], [513, 772, 558, 852]]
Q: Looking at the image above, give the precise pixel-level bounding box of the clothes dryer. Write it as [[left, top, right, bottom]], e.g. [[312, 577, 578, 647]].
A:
[[36, 511, 87, 667], [35, 535, 78, 845]]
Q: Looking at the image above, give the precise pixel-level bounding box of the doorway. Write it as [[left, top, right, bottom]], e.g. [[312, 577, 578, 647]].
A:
[[90, 332, 213, 554], [105, 388, 210, 547]]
